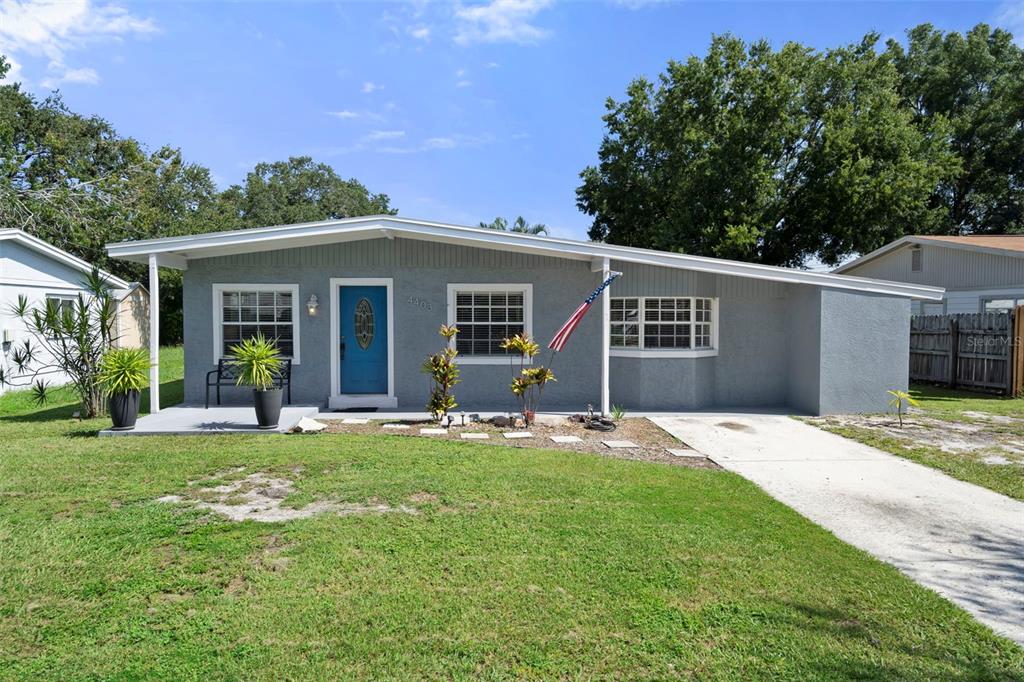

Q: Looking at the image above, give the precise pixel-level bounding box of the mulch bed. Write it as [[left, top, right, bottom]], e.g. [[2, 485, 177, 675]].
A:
[[319, 416, 717, 469]]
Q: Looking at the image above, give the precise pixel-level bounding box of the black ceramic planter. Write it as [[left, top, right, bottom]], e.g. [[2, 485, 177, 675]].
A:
[[108, 390, 140, 431], [253, 387, 283, 429]]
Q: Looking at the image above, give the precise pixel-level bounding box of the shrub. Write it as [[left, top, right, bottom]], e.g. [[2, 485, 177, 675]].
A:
[[229, 334, 283, 391], [0, 269, 116, 417], [422, 325, 460, 421], [501, 333, 556, 424], [97, 347, 150, 396]]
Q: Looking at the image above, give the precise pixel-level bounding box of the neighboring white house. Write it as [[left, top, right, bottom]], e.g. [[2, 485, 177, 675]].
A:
[[835, 235, 1024, 316], [0, 229, 149, 394]]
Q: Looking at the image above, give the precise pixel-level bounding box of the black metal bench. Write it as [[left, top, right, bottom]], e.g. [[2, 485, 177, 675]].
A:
[[205, 358, 292, 408]]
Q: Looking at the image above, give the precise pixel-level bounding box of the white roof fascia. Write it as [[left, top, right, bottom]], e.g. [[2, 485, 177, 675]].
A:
[[1, 229, 130, 289], [105, 216, 944, 300]]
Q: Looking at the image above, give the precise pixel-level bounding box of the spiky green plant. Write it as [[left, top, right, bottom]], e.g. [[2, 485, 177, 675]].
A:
[[228, 334, 282, 391], [0, 268, 116, 417], [97, 347, 150, 396], [887, 389, 919, 427]]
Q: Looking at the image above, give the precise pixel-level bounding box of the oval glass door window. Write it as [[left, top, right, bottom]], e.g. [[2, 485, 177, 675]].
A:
[[354, 298, 375, 350]]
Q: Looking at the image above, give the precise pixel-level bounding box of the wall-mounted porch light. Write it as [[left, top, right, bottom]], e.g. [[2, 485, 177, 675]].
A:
[[306, 294, 320, 317]]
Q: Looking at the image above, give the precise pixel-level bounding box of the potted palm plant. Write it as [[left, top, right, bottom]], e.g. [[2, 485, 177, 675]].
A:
[[229, 333, 284, 429], [97, 347, 150, 431]]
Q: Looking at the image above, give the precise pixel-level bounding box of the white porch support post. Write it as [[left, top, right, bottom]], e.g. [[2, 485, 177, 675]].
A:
[[148, 253, 160, 414], [600, 256, 611, 417]]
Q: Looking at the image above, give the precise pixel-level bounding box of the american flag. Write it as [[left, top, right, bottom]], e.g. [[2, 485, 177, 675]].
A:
[[548, 272, 622, 352]]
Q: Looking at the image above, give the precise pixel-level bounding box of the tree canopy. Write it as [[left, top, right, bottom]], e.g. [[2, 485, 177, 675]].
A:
[[578, 24, 1022, 266], [479, 216, 548, 235], [215, 157, 394, 229]]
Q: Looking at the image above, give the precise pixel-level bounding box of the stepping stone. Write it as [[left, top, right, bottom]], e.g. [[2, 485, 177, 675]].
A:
[[503, 432, 533, 439], [667, 448, 706, 459], [550, 435, 582, 444], [382, 423, 410, 430], [341, 418, 369, 425], [420, 428, 447, 435], [460, 432, 490, 440], [603, 440, 638, 449]]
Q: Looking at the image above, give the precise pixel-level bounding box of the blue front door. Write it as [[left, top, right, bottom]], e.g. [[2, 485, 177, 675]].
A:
[[339, 286, 388, 394]]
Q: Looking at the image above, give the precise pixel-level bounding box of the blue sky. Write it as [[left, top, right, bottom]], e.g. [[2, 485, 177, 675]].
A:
[[2, 0, 1022, 240]]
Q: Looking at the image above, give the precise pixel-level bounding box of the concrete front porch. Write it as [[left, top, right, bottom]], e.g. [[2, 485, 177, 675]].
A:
[[99, 405, 320, 436]]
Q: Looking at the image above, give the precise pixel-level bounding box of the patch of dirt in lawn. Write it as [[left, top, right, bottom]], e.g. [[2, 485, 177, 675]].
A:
[[321, 416, 717, 469], [807, 411, 1024, 466], [156, 470, 420, 523]]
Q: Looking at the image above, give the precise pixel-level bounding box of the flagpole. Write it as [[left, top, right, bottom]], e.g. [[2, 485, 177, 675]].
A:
[[544, 267, 622, 417], [600, 257, 611, 417]]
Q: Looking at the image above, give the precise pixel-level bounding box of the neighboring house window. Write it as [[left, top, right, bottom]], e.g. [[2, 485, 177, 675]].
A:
[[446, 284, 532, 362], [213, 284, 300, 362], [982, 297, 1024, 313], [911, 247, 923, 272], [611, 297, 717, 354], [45, 295, 76, 317]]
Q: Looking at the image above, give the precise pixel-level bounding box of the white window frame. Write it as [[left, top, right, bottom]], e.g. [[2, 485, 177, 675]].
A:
[[45, 293, 78, 315], [609, 296, 719, 358], [980, 296, 1024, 314], [212, 283, 301, 364], [446, 283, 533, 365]]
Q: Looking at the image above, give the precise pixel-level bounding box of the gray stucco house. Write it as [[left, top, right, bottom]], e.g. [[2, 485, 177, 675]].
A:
[[106, 216, 943, 416]]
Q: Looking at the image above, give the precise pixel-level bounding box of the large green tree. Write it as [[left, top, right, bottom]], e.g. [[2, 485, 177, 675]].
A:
[[886, 23, 1024, 235], [216, 157, 395, 229], [577, 33, 958, 266]]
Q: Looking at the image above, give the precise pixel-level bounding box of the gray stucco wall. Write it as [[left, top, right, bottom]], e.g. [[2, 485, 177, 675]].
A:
[[786, 286, 822, 415], [184, 238, 602, 411], [817, 290, 910, 414], [181, 237, 911, 414]]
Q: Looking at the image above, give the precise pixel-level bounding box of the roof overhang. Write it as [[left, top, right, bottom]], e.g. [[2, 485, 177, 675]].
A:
[[835, 235, 1024, 274], [2, 229, 130, 289], [106, 216, 944, 300]]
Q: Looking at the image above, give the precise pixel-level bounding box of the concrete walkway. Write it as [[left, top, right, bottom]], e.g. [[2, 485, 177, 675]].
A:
[[652, 414, 1024, 645]]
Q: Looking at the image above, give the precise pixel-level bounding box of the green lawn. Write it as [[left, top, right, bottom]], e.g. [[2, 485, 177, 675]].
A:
[[0, 352, 1021, 679], [811, 385, 1024, 501]]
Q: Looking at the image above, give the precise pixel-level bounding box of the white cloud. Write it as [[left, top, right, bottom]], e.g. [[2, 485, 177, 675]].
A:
[[328, 110, 360, 120], [454, 0, 552, 45], [374, 133, 493, 154], [0, 0, 156, 86], [40, 65, 98, 87], [361, 81, 383, 93], [367, 130, 406, 140], [609, 0, 669, 8], [424, 136, 458, 149], [456, 79, 472, 88], [996, 1, 1024, 45], [484, 61, 500, 69], [408, 25, 431, 40]]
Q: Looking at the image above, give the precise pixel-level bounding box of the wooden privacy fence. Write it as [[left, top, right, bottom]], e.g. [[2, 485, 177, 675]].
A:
[[909, 308, 1024, 395]]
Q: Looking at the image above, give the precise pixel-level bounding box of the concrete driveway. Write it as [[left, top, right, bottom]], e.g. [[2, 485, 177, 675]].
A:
[[652, 414, 1024, 645]]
